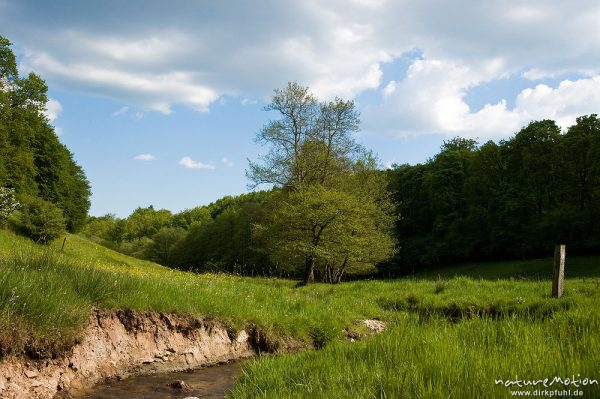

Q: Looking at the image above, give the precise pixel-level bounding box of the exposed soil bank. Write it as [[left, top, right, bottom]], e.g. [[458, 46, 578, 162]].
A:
[[0, 309, 267, 399]]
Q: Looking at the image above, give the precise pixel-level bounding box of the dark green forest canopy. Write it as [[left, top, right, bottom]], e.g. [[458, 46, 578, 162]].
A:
[[0, 36, 91, 232], [384, 116, 600, 275]]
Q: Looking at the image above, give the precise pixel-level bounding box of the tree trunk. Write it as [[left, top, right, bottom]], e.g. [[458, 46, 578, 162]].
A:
[[334, 257, 349, 284], [304, 255, 315, 284]]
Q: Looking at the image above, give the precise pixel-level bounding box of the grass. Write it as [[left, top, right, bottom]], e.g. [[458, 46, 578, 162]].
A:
[[231, 309, 600, 398], [414, 256, 600, 280], [0, 229, 599, 397], [0, 229, 393, 356]]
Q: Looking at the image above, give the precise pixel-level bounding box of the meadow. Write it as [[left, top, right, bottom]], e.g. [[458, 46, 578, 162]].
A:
[[0, 229, 598, 397]]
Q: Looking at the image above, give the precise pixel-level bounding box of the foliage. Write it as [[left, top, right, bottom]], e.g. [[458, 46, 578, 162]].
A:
[[14, 195, 65, 244], [247, 82, 319, 189], [171, 206, 211, 229], [0, 36, 91, 233], [0, 186, 19, 223], [247, 82, 363, 190], [123, 206, 172, 241], [258, 183, 395, 283], [385, 116, 600, 275], [147, 227, 186, 265], [172, 191, 275, 275], [247, 83, 395, 283], [80, 191, 277, 276]]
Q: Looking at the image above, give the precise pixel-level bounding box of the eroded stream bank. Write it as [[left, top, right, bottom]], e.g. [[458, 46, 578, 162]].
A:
[[0, 309, 282, 399]]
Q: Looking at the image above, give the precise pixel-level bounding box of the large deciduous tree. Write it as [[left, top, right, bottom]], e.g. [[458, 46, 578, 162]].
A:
[[248, 82, 396, 284]]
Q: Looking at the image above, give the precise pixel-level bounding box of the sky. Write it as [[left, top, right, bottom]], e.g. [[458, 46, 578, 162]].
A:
[[1, 0, 599, 217]]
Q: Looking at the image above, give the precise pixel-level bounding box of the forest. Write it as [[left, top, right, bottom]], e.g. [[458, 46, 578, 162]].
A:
[[83, 110, 600, 280], [386, 116, 600, 274], [0, 37, 91, 242]]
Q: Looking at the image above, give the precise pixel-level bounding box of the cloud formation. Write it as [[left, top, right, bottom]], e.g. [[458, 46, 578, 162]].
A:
[[2, 0, 599, 137], [43, 98, 62, 122], [179, 156, 215, 170], [365, 59, 600, 138], [112, 106, 129, 117], [133, 153, 156, 161]]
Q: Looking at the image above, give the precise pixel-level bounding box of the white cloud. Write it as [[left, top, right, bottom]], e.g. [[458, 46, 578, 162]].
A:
[[384, 161, 395, 170], [25, 52, 218, 113], [2, 1, 599, 132], [112, 106, 129, 117], [221, 157, 234, 167], [382, 81, 397, 97], [240, 98, 257, 106], [514, 77, 600, 129], [365, 57, 508, 137], [4, 2, 402, 112], [133, 153, 156, 161], [365, 57, 600, 139], [43, 98, 62, 122], [179, 156, 215, 170]]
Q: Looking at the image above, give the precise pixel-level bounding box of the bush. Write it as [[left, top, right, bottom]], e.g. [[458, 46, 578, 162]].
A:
[[0, 187, 20, 224], [15, 196, 66, 244]]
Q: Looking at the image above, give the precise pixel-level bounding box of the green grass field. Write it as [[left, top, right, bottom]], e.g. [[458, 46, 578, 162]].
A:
[[1, 229, 599, 397]]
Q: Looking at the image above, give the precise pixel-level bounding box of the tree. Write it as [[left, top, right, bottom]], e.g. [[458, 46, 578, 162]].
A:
[[247, 83, 385, 284], [15, 195, 65, 244], [172, 206, 211, 229], [148, 227, 186, 265], [258, 183, 395, 283], [171, 191, 274, 274], [562, 115, 600, 211], [506, 120, 561, 215], [247, 82, 319, 189], [124, 206, 172, 240], [247, 82, 362, 190]]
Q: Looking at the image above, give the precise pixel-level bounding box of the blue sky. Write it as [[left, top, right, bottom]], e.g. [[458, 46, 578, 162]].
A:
[[1, 1, 599, 216]]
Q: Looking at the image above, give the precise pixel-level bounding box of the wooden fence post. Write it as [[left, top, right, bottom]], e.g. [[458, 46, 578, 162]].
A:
[[552, 244, 566, 298]]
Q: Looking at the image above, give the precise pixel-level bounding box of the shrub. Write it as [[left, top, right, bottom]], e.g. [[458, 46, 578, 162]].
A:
[[15, 196, 66, 244], [0, 187, 19, 224]]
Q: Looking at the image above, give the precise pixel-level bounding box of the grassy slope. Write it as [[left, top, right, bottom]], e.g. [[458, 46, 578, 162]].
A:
[[1, 229, 599, 397]]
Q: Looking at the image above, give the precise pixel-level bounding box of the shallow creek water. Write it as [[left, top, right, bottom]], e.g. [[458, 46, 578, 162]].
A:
[[78, 361, 243, 399]]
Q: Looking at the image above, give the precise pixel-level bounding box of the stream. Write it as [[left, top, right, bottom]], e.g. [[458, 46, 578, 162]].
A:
[[78, 361, 243, 399]]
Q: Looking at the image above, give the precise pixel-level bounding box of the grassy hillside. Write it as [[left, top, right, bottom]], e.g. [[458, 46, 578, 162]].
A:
[[1, 229, 599, 397]]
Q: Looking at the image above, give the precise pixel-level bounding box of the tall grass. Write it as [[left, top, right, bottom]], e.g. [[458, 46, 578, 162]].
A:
[[0, 229, 598, 397], [230, 308, 600, 398]]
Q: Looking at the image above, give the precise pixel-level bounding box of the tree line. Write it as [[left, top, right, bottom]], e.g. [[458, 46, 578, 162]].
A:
[[82, 83, 600, 281], [84, 83, 397, 284], [0, 36, 91, 242], [4, 30, 597, 280], [384, 115, 600, 275]]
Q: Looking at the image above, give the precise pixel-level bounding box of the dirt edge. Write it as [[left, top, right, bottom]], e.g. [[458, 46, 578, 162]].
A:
[[0, 309, 302, 399]]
